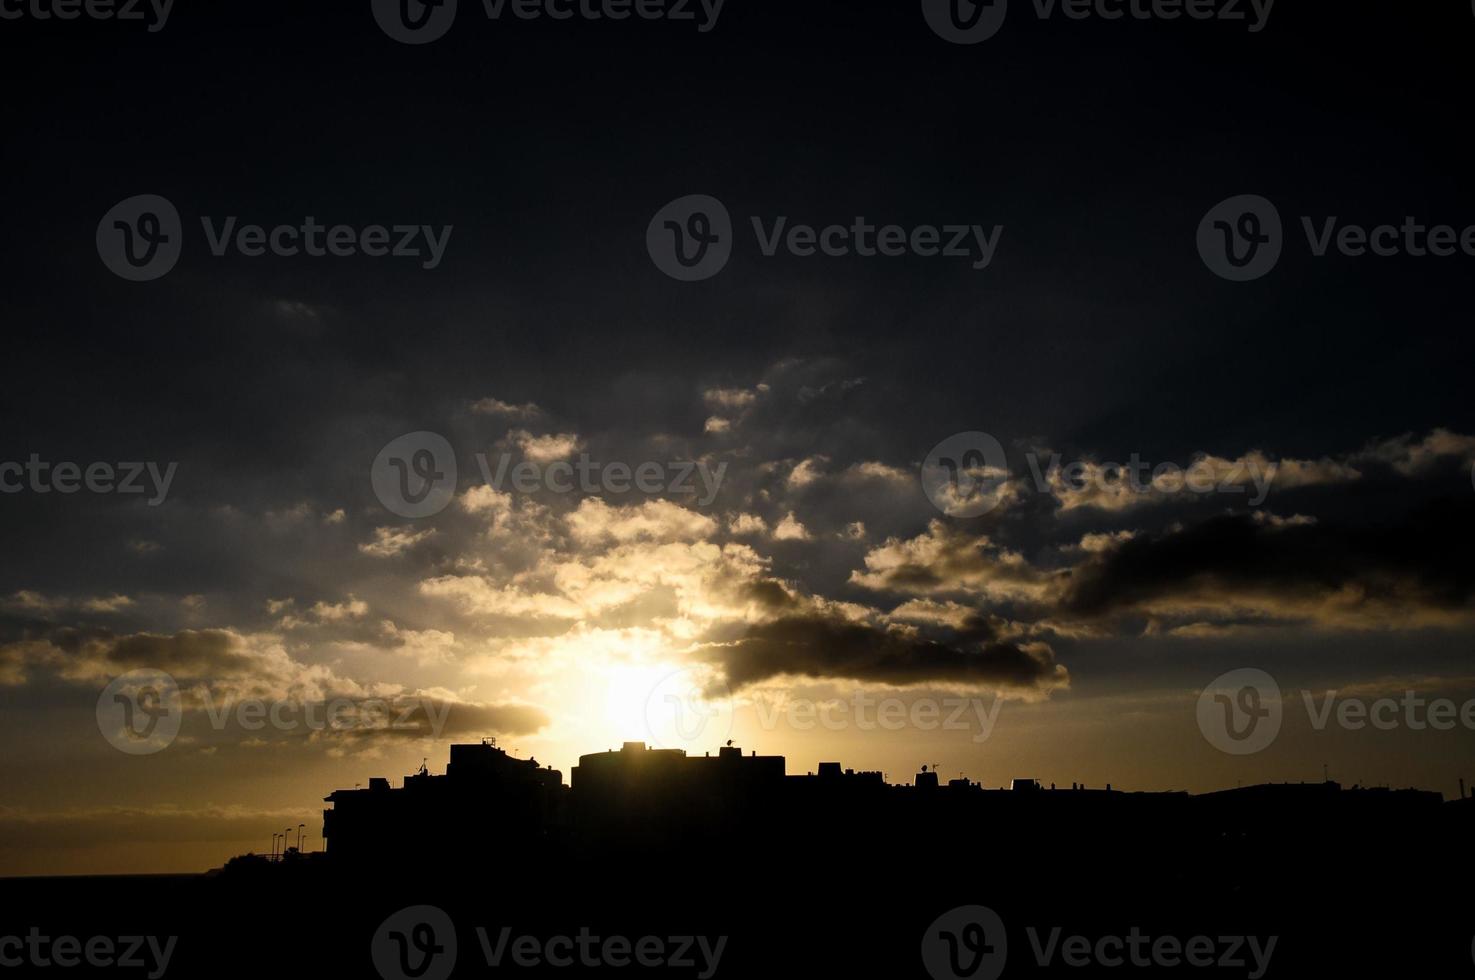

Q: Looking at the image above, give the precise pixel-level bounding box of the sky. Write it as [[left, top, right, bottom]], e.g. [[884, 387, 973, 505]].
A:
[[2, 0, 1474, 875]]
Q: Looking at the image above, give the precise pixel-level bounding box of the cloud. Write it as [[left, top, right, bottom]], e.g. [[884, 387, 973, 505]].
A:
[[787, 456, 827, 489], [4, 591, 135, 615], [1060, 501, 1475, 631], [773, 512, 811, 541], [565, 498, 717, 545], [845, 461, 911, 485], [850, 521, 1054, 603], [710, 611, 1068, 696], [417, 577, 585, 620], [0, 627, 365, 702], [360, 526, 437, 558], [510, 429, 581, 462], [1041, 451, 1359, 513], [1357, 428, 1475, 476], [470, 397, 543, 420], [728, 513, 768, 536], [703, 387, 759, 411], [377, 621, 456, 665]]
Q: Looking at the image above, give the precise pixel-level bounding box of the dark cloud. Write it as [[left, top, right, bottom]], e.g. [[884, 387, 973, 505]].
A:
[[1061, 498, 1475, 629], [713, 612, 1068, 694]]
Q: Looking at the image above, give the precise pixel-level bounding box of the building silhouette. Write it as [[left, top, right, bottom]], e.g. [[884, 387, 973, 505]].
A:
[[318, 740, 1455, 870]]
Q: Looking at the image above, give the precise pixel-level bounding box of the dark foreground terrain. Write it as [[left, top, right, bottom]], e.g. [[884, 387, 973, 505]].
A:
[[4, 797, 1472, 977]]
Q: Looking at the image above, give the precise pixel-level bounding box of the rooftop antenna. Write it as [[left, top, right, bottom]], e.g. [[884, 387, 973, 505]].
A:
[[1322, 763, 1329, 783]]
